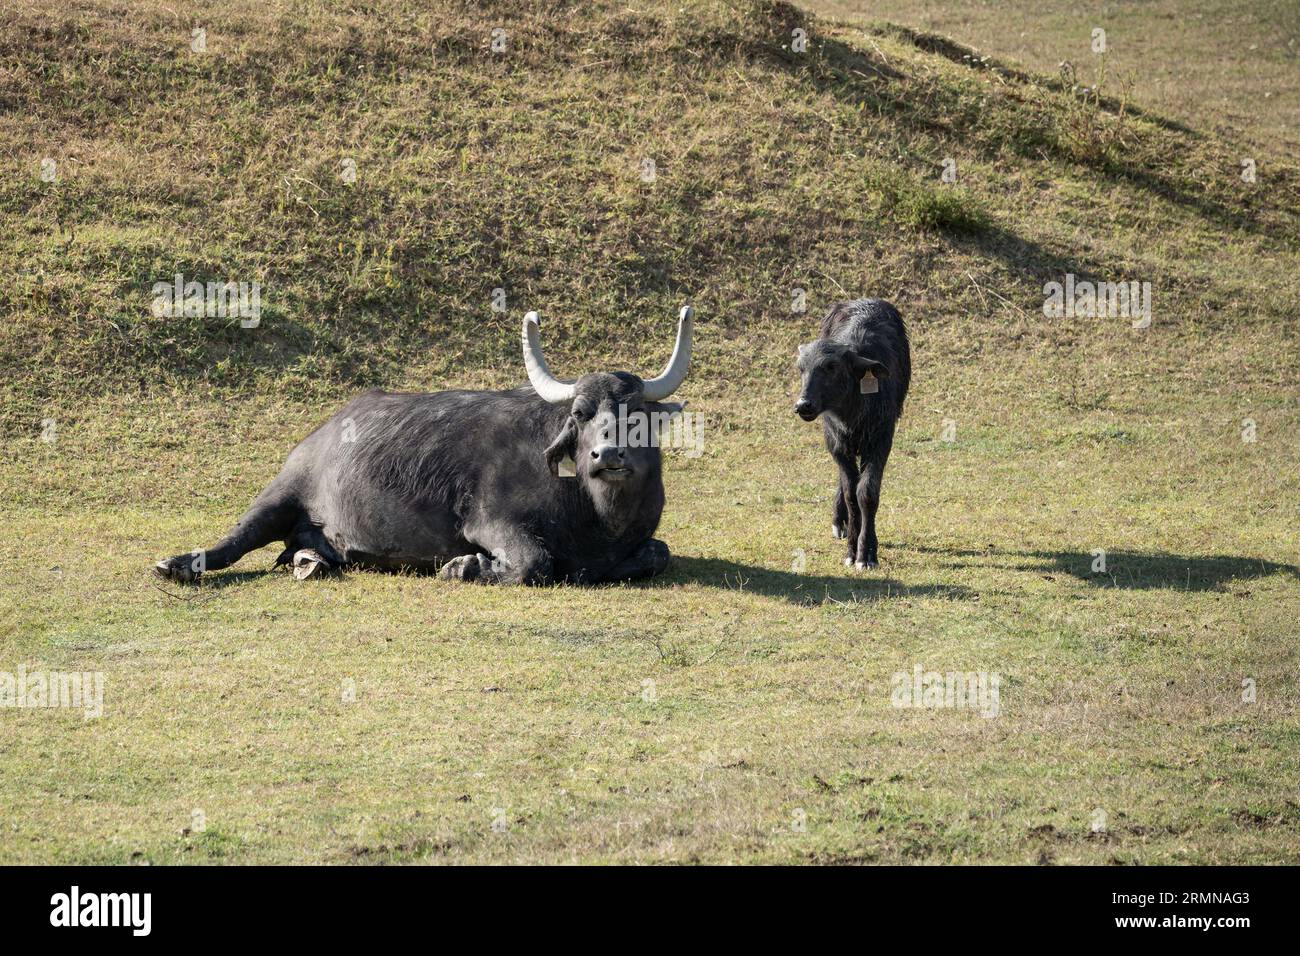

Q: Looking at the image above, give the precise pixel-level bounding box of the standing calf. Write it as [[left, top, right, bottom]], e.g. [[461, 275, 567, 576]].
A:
[[794, 299, 911, 570]]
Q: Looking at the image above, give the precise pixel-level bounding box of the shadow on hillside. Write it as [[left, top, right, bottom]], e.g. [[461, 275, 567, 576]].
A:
[[880, 24, 1195, 135], [907, 544, 1298, 592], [774, 28, 1290, 245], [662, 555, 977, 605], [945, 221, 1115, 297]]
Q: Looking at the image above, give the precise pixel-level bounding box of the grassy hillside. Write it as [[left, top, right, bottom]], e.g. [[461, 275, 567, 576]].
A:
[[4, 0, 1297, 414], [1, 0, 1297, 863], [811, 0, 1300, 150]]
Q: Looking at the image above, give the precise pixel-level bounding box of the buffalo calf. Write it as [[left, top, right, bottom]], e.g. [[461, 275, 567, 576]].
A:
[[794, 299, 911, 570]]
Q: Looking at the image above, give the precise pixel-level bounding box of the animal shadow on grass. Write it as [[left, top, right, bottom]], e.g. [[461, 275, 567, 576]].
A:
[[150, 569, 269, 598], [162, 549, 1281, 599], [662, 556, 976, 606], [910, 545, 1298, 592]]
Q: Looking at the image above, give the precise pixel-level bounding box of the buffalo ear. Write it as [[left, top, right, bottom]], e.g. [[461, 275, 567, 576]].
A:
[[543, 417, 578, 477], [647, 400, 686, 418], [645, 401, 686, 444]]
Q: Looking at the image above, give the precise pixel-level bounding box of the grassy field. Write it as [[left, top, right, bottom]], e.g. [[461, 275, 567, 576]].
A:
[[1, 0, 1297, 864]]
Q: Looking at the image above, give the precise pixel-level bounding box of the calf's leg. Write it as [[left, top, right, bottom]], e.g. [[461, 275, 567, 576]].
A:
[[832, 450, 861, 566], [853, 473, 880, 570], [832, 488, 848, 539], [853, 427, 895, 570]]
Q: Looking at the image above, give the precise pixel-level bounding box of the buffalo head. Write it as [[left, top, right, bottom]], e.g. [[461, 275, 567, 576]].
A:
[[523, 307, 692, 484]]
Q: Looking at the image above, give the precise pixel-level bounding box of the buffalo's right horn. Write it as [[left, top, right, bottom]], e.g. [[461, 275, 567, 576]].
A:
[[641, 306, 693, 402], [522, 311, 578, 404]]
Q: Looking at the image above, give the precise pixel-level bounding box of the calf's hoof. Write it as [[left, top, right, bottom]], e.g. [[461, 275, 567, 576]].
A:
[[844, 557, 880, 572], [831, 524, 846, 540], [154, 555, 200, 583], [292, 549, 336, 581]]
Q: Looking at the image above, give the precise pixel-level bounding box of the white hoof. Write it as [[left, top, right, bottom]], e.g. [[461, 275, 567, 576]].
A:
[[831, 524, 845, 540], [438, 553, 482, 581], [292, 549, 330, 581], [154, 558, 199, 583]]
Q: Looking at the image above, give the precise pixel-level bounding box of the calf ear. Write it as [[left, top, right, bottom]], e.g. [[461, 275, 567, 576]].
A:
[[543, 417, 578, 477], [849, 354, 888, 379]]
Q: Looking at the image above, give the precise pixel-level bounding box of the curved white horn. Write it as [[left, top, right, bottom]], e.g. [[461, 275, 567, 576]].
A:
[[641, 305, 693, 401], [522, 311, 577, 404]]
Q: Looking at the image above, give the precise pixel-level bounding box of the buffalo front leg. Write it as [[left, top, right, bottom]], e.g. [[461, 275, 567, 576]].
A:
[[438, 536, 554, 586], [596, 538, 670, 583]]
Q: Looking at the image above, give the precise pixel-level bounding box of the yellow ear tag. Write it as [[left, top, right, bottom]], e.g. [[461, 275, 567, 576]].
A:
[[558, 454, 576, 477], [860, 372, 879, 394]]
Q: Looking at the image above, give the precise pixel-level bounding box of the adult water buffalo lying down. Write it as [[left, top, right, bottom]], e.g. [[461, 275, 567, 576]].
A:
[[794, 298, 911, 571], [154, 307, 693, 585]]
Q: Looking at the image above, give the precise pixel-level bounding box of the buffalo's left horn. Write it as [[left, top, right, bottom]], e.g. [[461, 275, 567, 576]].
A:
[[522, 311, 578, 404], [641, 306, 693, 401]]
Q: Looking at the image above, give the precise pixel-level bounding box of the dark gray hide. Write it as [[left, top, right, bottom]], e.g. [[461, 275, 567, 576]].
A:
[[794, 298, 911, 570], [155, 312, 692, 586]]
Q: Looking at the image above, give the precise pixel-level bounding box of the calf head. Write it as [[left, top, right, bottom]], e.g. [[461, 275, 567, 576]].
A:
[[794, 339, 886, 421], [524, 308, 692, 488]]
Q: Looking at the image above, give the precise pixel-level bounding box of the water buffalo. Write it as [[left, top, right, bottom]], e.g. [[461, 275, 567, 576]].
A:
[[154, 307, 693, 585], [794, 299, 911, 570]]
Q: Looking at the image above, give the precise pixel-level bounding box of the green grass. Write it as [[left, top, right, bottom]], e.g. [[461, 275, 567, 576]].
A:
[[1, 0, 1297, 864]]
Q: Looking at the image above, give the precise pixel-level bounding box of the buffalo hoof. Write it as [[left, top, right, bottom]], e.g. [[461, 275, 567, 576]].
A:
[[292, 549, 335, 581], [831, 524, 846, 540], [438, 553, 491, 582], [854, 560, 879, 571], [643, 538, 671, 577], [154, 555, 200, 583]]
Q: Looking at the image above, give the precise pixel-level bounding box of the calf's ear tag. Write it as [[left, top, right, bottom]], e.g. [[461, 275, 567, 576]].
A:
[[558, 454, 576, 478], [860, 372, 879, 394]]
